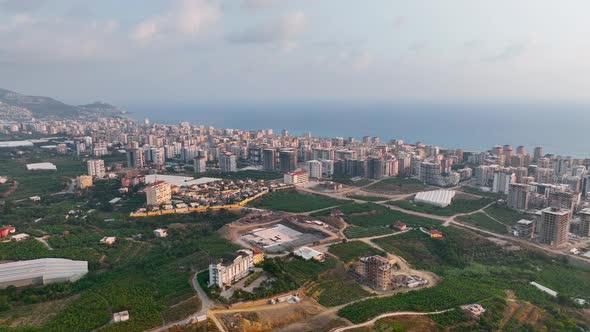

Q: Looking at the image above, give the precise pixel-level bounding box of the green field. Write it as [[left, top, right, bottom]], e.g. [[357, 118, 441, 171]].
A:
[[461, 186, 504, 199], [328, 241, 386, 262], [484, 205, 525, 226], [347, 194, 390, 202], [315, 202, 440, 239], [331, 176, 374, 187], [342, 226, 394, 239], [365, 177, 428, 194], [338, 226, 590, 329], [457, 212, 509, 234], [388, 197, 494, 216], [250, 189, 350, 212], [307, 275, 372, 307], [0, 150, 85, 200], [346, 206, 440, 228], [0, 202, 243, 332]]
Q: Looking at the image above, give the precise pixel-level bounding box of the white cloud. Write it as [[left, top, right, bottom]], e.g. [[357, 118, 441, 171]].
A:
[[0, 16, 123, 62], [226, 11, 306, 50], [131, 0, 220, 43], [241, 0, 280, 9]]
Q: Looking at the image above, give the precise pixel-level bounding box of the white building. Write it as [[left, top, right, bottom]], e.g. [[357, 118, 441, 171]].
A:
[[153, 228, 168, 238], [145, 181, 172, 206], [86, 159, 105, 178], [414, 190, 456, 208], [492, 170, 515, 194], [26, 162, 57, 171], [284, 170, 309, 185], [293, 247, 325, 262], [113, 311, 130, 323], [306, 160, 323, 179], [209, 250, 254, 288], [0, 258, 88, 289], [100, 236, 117, 245]]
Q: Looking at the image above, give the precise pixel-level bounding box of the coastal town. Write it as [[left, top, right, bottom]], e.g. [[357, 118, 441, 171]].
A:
[[1, 109, 590, 332]]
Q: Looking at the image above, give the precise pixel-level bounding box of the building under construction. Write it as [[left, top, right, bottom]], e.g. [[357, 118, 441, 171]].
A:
[[355, 255, 396, 291]]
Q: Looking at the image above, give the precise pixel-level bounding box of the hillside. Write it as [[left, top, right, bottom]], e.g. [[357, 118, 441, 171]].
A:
[[0, 88, 124, 119]]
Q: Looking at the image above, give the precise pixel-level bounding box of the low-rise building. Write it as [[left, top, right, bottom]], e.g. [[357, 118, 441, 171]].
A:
[[100, 236, 117, 245], [293, 246, 325, 262], [284, 170, 309, 186], [113, 311, 130, 323], [153, 228, 168, 238], [0, 258, 88, 289], [77, 175, 93, 189]]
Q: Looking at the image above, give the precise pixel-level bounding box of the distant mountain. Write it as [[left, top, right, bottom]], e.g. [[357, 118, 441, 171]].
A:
[[0, 88, 124, 120]]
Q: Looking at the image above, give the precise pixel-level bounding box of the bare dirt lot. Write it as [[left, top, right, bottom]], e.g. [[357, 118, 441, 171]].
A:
[[347, 315, 439, 332], [215, 298, 346, 332]]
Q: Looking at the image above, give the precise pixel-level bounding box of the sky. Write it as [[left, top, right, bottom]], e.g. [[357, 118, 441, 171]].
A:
[[1, 0, 590, 106]]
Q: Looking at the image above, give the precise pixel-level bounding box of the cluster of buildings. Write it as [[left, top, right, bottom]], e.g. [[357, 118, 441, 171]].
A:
[[133, 175, 269, 215], [514, 205, 589, 248]]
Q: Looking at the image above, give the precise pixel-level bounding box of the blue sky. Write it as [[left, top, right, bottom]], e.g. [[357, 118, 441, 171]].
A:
[[1, 0, 589, 106]]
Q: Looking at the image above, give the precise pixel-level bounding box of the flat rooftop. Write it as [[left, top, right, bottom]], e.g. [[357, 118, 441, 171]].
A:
[[241, 224, 323, 253]]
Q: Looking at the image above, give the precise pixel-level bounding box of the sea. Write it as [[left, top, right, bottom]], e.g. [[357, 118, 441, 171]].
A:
[[125, 102, 590, 158]]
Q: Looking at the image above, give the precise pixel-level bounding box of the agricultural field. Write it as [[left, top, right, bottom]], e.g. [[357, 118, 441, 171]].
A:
[[457, 212, 509, 234], [307, 274, 372, 307], [346, 194, 390, 202], [343, 226, 394, 239], [249, 189, 350, 212], [484, 204, 525, 226], [0, 149, 85, 200], [365, 177, 429, 195], [331, 176, 374, 187], [345, 205, 440, 229], [340, 226, 590, 330], [328, 241, 386, 262], [388, 197, 494, 216], [460, 186, 504, 199], [314, 202, 439, 239], [0, 202, 243, 332]]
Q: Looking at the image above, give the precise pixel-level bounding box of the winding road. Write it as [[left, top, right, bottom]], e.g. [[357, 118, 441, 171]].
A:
[[332, 309, 454, 332]]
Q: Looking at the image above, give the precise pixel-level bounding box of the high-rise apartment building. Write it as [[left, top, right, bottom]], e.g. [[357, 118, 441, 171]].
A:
[[539, 207, 570, 247], [355, 256, 395, 291], [492, 170, 515, 194], [279, 149, 297, 173], [219, 153, 237, 172], [127, 148, 144, 168], [194, 156, 207, 174], [262, 149, 276, 171], [507, 183, 530, 210], [86, 159, 105, 178], [578, 208, 590, 237], [534, 147, 544, 162], [368, 157, 385, 180], [307, 160, 322, 179]]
